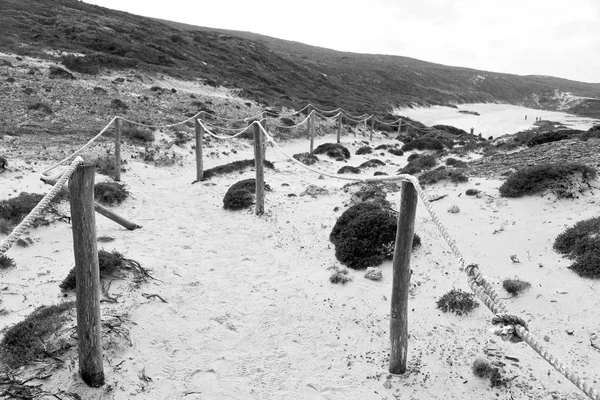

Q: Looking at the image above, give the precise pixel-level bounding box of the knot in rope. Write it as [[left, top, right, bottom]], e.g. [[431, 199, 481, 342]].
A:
[[491, 313, 528, 343]]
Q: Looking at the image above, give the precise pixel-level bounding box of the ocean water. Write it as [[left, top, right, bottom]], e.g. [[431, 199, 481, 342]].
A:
[[394, 103, 600, 138]]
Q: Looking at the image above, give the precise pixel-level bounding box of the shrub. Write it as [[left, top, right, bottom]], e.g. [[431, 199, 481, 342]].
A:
[[465, 189, 480, 196], [399, 154, 437, 174], [388, 148, 404, 156], [337, 166, 361, 174], [93, 153, 118, 176], [526, 130, 577, 147], [122, 126, 154, 143], [293, 152, 319, 166], [445, 157, 467, 168], [407, 153, 420, 162], [0, 217, 12, 234], [355, 146, 372, 155], [27, 102, 53, 114], [280, 117, 295, 127], [48, 66, 74, 79], [223, 179, 270, 210], [203, 159, 275, 180], [502, 278, 531, 295], [331, 204, 420, 270], [94, 182, 129, 205], [433, 125, 468, 136], [0, 302, 75, 367], [329, 267, 352, 284], [472, 358, 495, 378], [60, 250, 148, 291], [401, 137, 444, 152], [61, 54, 137, 74], [312, 143, 350, 160], [0, 192, 44, 226], [436, 288, 479, 315], [419, 168, 468, 185], [111, 98, 129, 111], [358, 159, 386, 169], [499, 163, 596, 198], [0, 254, 16, 269], [554, 217, 600, 278]]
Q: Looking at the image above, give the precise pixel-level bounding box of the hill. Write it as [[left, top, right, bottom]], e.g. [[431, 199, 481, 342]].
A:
[[1, 0, 600, 116]]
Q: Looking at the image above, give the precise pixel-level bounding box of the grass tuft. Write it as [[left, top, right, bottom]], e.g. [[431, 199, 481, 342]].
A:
[[0, 254, 16, 269], [94, 182, 130, 205], [436, 288, 479, 315], [502, 278, 531, 295], [554, 216, 600, 278], [203, 159, 275, 180]]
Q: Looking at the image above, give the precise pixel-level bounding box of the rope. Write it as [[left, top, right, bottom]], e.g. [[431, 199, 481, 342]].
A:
[[264, 113, 311, 130], [209, 111, 264, 122], [256, 122, 600, 400], [275, 104, 312, 118], [199, 120, 254, 140], [118, 110, 204, 128], [314, 111, 342, 121], [342, 111, 370, 120], [342, 114, 371, 123], [41, 118, 116, 177], [202, 120, 250, 133], [311, 106, 342, 114], [373, 117, 403, 126], [1, 157, 84, 255]]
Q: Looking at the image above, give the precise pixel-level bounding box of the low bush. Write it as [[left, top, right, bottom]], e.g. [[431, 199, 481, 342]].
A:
[[0, 254, 16, 269], [280, 117, 295, 127], [223, 179, 270, 210], [358, 159, 386, 169], [293, 152, 319, 166], [526, 130, 578, 147], [355, 146, 372, 155], [312, 143, 350, 160], [0, 302, 75, 367], [27, 102, 53, 114], [111, 98, 129, 111], [472, 358, 495, 378], [94, 182, 129, 205], [122, 126, 154, 143], [203, 159, 275, 180], [407, 153, 420, 162], [436, 288, 479, 315], [433, 125, 468, 136], [330, 203, 420, 270], [93, 153, 119, 176], [554, 216, 600, 278], [445, 157, 467, 168], [337, 166, 361, 174], [401, 137, 445, 152], [61, 54, 137, 75], [329, 267, 352, 284], [388, 148, 404, 156], [60, 250, 149, 291], [48, 66, 74, 79], [174, 131, 190, 146], [499, 163, 596, 198], [418, 168, 468, 185], [0, 192, 45, 227], [465, 189, 480, 196], [0, 218, 12, 234], [502, 278, 531, 295], [399, 154, 437, 175]]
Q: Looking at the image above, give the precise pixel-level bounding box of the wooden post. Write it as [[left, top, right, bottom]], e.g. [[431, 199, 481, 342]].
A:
[[253, 122, 265, 215], [195, 112, 205, 182], [261, 112, 268, 159], [69, 164, 104, 387], [114, 118, 121, 182], [397, 119, 402, 135], [363, 118, 367, 137], [306, 105, 312, 140], [94, 203, 141, 230], [389, 181, 418, 375], [370, 116, 375, 140], [470, 127, 474, 135], [309, 110, 315, 153], [337, 113, 342, 144]]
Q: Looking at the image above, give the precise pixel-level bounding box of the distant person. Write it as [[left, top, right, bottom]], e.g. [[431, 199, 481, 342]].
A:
[[525, 115, 527, 120]]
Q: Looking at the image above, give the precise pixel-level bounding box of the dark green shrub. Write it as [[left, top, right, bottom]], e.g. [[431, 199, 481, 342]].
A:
[[330, 203, 383, 244], [499, 163, 596, 198], [313, 143, 350, 160], [111, 98, 129, 111], [358, 159, 385, 169], [401, 137, 444, 152], [0, 302, 75, 367], [445, 157, 467, 168], [399, 154, 437, 174], [356, 146, 372, 155], [388, 148, 404, 156], [280, 117, 295, 127], [419, 168, 468, 185], [407, 153, 420, 162], [122, 126, 154, 142], [223, 179, 271, 210], [0, 254, 16, 269], [94, 182, 129, 205], [174, 131, 190, 146], [93, 153, 118, 176], [329, 267, 352, 284], [0, 192, 44, 226], [61, 54, 137, 74], [48, 66, 74, 79], [293, 152, 318, 165], [554, 217, 600, 278], [436, 289, 479, 315], [465, 189, 480, 196], [0, 218, 12, 234], [472, 358, 495, 378], [502, 278, 531, 295], [27, 102, 53, 114], [433, 125, 468, 136], [374, 144, 390, 150], [203, 159, 275, 180], [526, 130, 578, 147], [337, 166, 361, 174]]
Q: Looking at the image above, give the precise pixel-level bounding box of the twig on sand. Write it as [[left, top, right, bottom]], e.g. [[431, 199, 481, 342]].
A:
[[430, 194, 448, 202], [141, 293, 167, 303]]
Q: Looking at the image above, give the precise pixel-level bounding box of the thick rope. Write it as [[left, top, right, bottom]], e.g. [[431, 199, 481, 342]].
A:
[[314, 111, 342, 121], [264, 114, 311, 130], [41, 118, 116, 177], [209, 111, 264, 122], [311, 106, 342, 114], [202, 120, 251, 133], [1, 157, 84, 254], [118, 110, 204, 128], [257, 122, 600, 400], [198, 120, 254, 140]]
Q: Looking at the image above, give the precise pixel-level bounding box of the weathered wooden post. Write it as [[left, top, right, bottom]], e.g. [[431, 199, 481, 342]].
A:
[[195, 112, 205, 182], [261, 112, 268, 159], [306, 105, 313, 140], [389, 181, 418, 375], [309, 110, 315, 153], [370, 116, 375, 140], [69, 164, 104, 387], [114, 118, 121, 182], [397, 119, 403, 135], [363, 118, 367, 137], [470, 127, 474, 135], [337, 113, 342, 144], [253, 122, 265, 215]]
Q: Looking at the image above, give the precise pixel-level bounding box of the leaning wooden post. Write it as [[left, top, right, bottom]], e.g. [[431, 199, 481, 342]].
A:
[[397, 119, 403, 135], [389, 181, 418, 375], [195, 112, 205, 182], [253, 122, 265, 215], [69, 164, 104, 387], [309, 110, 315, 153], [370, 116, 375, 140], [337, 113, 342, 143], [114, 118, 121, 182]]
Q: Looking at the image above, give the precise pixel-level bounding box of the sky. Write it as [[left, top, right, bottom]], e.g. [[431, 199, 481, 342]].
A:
[[83, 0, 600, 83]]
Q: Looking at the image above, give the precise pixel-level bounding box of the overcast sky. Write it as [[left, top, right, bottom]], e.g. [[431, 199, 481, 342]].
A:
[[83, 0, 600, 83]]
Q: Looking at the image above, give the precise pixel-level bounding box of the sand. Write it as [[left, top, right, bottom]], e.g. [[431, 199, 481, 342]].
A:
[[1, 122, 600, 400]]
